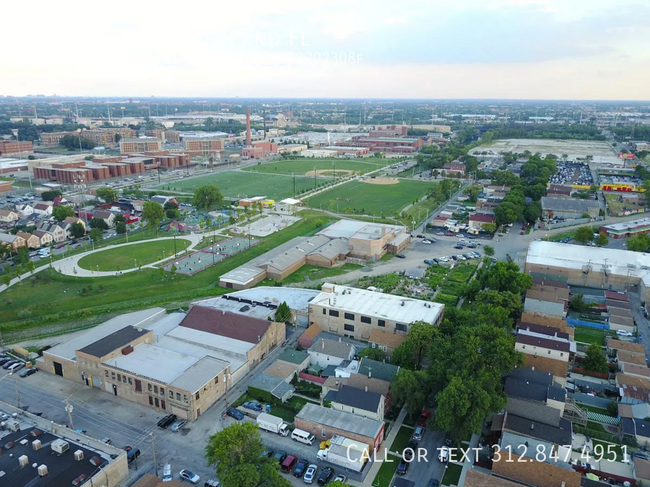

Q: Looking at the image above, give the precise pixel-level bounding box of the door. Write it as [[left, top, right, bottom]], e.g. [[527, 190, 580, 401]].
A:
[[53, 361, 63, 376], [112, 384, 117, 396]]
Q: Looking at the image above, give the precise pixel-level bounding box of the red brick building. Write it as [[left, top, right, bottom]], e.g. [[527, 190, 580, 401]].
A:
[[368, 125, 408, 137], [119, 138, 162, 154], [182, 137, 225, 156], [347, 137, 423, 154], [0, 140, 33, 155]]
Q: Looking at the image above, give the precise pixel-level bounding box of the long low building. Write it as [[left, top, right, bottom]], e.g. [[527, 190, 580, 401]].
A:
[[525, 241, 650, 303], [38, 306, 284, 420], [308, 283, 444, 341], [601, 217, 650, 238], [541, 196, 600, 219]]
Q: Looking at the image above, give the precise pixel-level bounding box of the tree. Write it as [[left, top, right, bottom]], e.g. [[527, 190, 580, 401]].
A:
[[627, 233, 650, 252], [41, 189, 62, 201], [595, 232, 609, 247], [27, 261, 35, 275], [89, 217, 109, 230], [142, 201, 164, 231], [359, 347, 387, 361], [205, 422, 291, 487], [523, 203, 540, 224], [70, 222, 85, 238], [17, 246, 29, 265], [52, 205, 75, 222], [390, 369, 428, 418], [480, 262, 532, 295], [2, 273, 10, 287], [193, 184, 224, 211], [464, 185, 481, 203], [494, 202, 520, 226], [163, 200, 179, 210], [274, 301, 292, 323], [405, 321, 438, 370], [114, 133, 122, 144], [170, 263, 177, 277], [391, 340, 416, 370], [574, 226, 594, 245], [481, 223, 497, 234], [59, 134, 95, 150], [483, 245, 495, 257], [166, 208, 180, 219], [583, 343, 608, 374], [90, 228, 103, 242], [95, 186, 119, 203], [116, 221, 127, 234]]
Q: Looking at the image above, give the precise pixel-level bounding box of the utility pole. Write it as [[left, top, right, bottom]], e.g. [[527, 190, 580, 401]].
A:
[[14, 376, 21, 409], [64, 399, 74, 430], [150, 432, 158, 476], [292, 173, 296, 197]]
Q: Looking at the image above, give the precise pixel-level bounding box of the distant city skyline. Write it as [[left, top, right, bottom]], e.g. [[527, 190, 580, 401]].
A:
[[2, 0, 649, 100]]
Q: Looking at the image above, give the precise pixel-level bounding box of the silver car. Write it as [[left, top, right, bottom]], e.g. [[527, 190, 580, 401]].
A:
[[303, 464, 317, 484], [171, 420, 187, 432]]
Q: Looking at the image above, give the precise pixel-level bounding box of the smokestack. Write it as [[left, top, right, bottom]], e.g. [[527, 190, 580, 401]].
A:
[[246, 108, 251, 146]]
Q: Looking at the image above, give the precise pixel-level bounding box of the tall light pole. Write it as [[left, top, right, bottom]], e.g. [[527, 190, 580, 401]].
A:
[[76, 128, 83, 153], [74, 172, 88, 227]]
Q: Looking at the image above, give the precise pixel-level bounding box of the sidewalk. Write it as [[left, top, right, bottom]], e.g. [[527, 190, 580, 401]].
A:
[[455, 433, 480, 487], [363, 407, 407, 487]]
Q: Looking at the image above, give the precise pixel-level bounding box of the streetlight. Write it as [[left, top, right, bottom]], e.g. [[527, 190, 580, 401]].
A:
[[76, 128, 83, 153], [211, 238, 215, 265]]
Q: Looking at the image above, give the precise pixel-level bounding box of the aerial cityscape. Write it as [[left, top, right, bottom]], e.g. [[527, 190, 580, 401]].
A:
[[1, 2, 650, 487]]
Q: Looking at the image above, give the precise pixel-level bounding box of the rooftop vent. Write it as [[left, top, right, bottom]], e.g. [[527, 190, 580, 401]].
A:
[[37, 465, 48, 477], [121, 345, 134, 356], [32, 440, 41, 451], [74, 450, 84, 461], [19, 455, 29, 467]]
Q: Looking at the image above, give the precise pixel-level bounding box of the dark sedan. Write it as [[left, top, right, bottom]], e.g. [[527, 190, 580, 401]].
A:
[[225, 408, 244, 420]]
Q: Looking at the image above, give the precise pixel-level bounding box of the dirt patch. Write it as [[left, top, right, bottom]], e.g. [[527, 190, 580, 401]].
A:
[[362, 177, 399, 185], [305, 169, 355, 177]]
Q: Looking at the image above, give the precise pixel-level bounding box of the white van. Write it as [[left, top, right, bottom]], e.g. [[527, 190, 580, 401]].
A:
[[291, 428, 315, 446], [38, 248, 51, 257], [162, 464, 172, 482]]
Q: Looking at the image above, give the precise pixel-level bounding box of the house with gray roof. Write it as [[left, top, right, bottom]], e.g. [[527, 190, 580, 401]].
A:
[[324, 384, 385, 421], [308, 337, 355, 368], [248, 372, 294, 403], [358, 358, 400, 382], [541, 196, 600, 220]]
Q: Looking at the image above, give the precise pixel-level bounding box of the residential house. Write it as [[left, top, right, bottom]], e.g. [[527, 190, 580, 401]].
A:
[[0, 209, 19, 223], [504, 367, 566, 412], [37, 221, 66, 243], [442, 162, 465, 177], [248, 373, 294, 403], [464, 471, 523, 487], [634, 457, 650, 487], [492, 458, 581, 487], [15, 203, 33, 217], [0, 233, 25, 250], [324, 385, 385, 421], [367, 329, 407, 359], [607, 337, 646, 356], [621, 418, 650, 447], [33, 230, 54, 247], [308, 338, 355, 368], [357, 358, 400, 382], [276, 349, 310, 371], [33, 201, 53, 216], [618, 349, 647, 366], [322, 374, 390, 400], [619, 362, 650, 380], [62, 217, 86, 238], [298, 323, 322, 349], [92, 210, 116, 228], [16, 231, 40, 249], [618, 402, 650, 420], [468, 213, 496, 231], [263, 360, 300, 383], [541, 196, 600, 220]]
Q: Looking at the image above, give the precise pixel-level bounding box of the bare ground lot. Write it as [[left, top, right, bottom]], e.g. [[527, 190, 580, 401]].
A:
[[471, 138, 619, 164]]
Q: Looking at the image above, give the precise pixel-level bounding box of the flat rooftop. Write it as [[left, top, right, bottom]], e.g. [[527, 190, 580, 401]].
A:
[[192, 296, 276, 321], [220, 287, 319, 313], [45, 308, 166, 361], [296, 403, 383, 440], [526, 241, 650, 285], [311, 283, 443, 324], [79, 326, 150, 358], [603, 217, 650, 232], [317, 219, 404, 240]]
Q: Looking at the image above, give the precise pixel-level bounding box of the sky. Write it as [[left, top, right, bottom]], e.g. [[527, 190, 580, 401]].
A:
[[2, 0, 649, 100]]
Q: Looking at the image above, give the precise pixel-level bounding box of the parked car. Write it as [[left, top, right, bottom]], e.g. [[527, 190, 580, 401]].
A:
[[225, 408, 244, 420], [0, 357, 14, 366], [293, 459, 309, 478], [317, 467, 334, 485], [9, 363, 25, 374], [617, 330, 634, 337], [3, 360, 20, 370], [396, 459, 409, 475], [416, 234, 425, 239], [204, 480, 220, 487], [454, 245, 463, 250], [273, 451, 287, 464], [395, 253, 406, 259], [179, 469, 200, 484], [438, 446, 449, 463], [243, 401, 263, 411], [424, 259, 433, 265], [157, 414, 177, 429], [422, 239, 433, 244], [445, 232, 455, 237], [417, 410, 431, 427], [171, 419, 187, 432], [412, 425, 425, 442], [303, 464, 317, 484], [436, 231, 445, 236]]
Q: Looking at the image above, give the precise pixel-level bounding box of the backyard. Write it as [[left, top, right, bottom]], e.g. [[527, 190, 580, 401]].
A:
[[306, 179, 436, 217], [441, 463, 463, 486], [77, 239, 192, 271], [573, 326, 607, 346]]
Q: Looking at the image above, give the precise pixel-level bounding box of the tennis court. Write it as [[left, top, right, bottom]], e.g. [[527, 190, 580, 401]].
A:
[[164, 237, 260, 275]]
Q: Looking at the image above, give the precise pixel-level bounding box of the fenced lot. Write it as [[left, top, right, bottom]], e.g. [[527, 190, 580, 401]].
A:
[[243, 157, 392, 176], [164, 237, 259, 275]]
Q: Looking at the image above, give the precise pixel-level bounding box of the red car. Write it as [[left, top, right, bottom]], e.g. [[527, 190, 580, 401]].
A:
[[417, 410, 431, 427], [445, 232, 455, 237]]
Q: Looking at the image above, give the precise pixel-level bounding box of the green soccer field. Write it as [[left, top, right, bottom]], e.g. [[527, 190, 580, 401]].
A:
[[242, 157, 392, 176], [305, 179, 436, 216], [154, 170, 316, 200]]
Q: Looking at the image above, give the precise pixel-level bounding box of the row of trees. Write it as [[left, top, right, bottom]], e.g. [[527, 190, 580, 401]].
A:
[[389, 262, 531, 442]]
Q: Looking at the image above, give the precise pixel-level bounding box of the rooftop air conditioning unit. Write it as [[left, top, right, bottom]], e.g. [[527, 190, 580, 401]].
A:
[[32, 440, 41, 451], [74, 450, 84, 461], [37, 465, 48, 477], [19, 455, 29, 467]]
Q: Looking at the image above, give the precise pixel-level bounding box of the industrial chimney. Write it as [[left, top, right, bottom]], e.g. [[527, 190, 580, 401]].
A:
[[246, 108, 252, 146]]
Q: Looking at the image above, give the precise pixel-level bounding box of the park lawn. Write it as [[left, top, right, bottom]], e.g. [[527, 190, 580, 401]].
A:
[[306, 179, 436, 217], [441, 463, 463, 486], [154, 170, 316, 200], [389, 425, 415, 454], [279, 263, 362, 284], [397, 194, 443, 227], [0, 213, 334, 331], [78, 239, 192, 271], [372, 454, 399, 487], [242, 157, 391, 176], [574, 326, 606, 346]]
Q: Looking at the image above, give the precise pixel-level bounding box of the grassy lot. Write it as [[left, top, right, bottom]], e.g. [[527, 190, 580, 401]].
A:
[[0, 212, 334, 335], [441, 463, 463, 486], [154, 170, 316, 200], [389, 425, 415, 454], [243, 158, 391, 176], [306, 179, 436, 216], [277, 263, 362, 284], [579, 404, 616, 417], [592, 439, 626, 462], [574, 326, 606, 346], [372, 454, 399, 487], [78, 239, 192, 271]]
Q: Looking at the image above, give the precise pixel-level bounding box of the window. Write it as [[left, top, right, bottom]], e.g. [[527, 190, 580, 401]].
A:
[[183, 395, 188, 403], [154, 385, 158, 394], [195, 392, 200, 400], [160, 387, 164, 396], [378, 320, 386, 327], [111, 372, 116, 379], [322, 309, 326, 315], [344, 324, 355, 332], [360, 316, 371, 324], [122, 375, 127, 384], [161, 400, 166, 410], [128, 378, 132, 385], [148, 383, 152, 392], [170, 390, 174, 399], [135, 379, 142, 393], [214, 376, 219, 384], [176, 392, 181, 401], [329, 310, 339, 317], [396, 323, 408, 332], [117, 374, 121, 382], [104, 370, 108, 377], [344, 312, 355, 320], [148, 396, 153, 405], [155, 398, 159, 408]]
